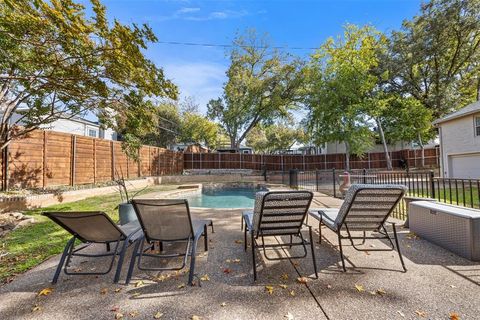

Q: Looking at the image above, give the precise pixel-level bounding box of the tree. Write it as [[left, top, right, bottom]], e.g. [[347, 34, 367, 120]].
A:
[[384, 0, 480, 117], [246, 122, 302, 154], [141, 101, 182, 148], [307, 25, 384, 170], [180, 112, 219, 148], [0, 0, 177, 151], [207, 29, 306, 150]]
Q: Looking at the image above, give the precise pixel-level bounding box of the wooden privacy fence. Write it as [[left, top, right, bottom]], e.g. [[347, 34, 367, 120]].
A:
[[1, 130, 183, 190], [183, 147, 439, 171]]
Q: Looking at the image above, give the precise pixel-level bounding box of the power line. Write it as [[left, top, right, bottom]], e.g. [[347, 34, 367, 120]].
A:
[[156, 41, 318, 51]]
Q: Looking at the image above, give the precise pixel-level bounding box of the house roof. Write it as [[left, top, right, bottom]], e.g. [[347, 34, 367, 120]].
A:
[[433, 100, 480, 125]]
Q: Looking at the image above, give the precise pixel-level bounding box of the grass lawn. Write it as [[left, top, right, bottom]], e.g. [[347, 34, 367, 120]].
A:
[[0, 184, 178, 283], [409, 186, 480, 208]]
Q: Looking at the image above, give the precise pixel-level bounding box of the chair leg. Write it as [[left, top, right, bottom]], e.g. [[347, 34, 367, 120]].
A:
[[309, 226, 318, 279], [337, 232, 346, 272], [244, 226, 247, 251], [318, 221, 322, 243], [251, 231, 257, 281], [289, 235, 293, 248], [210, 221, 214, 233], [52, 237, 75, 284], [113, 239, 130, 283], [188, 238, 198, 286], [392, 223, 407, 272], [125, 239, 142, 284], [203, 225, 208, 252]]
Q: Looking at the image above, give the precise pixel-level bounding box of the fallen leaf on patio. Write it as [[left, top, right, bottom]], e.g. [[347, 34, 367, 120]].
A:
[[449, 312, 460, 320], [177, 283, 186, 289], [200, 274, 210, 281], [234, 240, 243, 244], [265, 286, 274, 294], [114, 312, 124, 319], [369, 244, 376, 248], [280, 273, 289, 281], [397, 311, 405, 317], [354, 284, 365, 292], [375, 288, 386, 296], [220, 302, 226, 307], [100, 288, 108, 295], [153, 312, 163, 319], [415, 310, 427, 317], [279, 284, 288, 289], [129, 311, 139, 317], [232, 258, 241, 263], [369, 291, 377, 295], [154, 275, 167, 282], [31, 305, 42, 312], [292, 261, 299, 267], [289, 290, 296, 296], [37, 287, 53, 296], [130, 293, 140, 298], [296, 277, 308, 284], [225, 259, 231, 263], [449, 285, 456, 288], [326, 284, 332, 289], [134, 280, 144, 288], [223, 268, 232, 274], [114, 288, 122, 293], [284, 312, 294, 320], [191, 316, 201, 320]]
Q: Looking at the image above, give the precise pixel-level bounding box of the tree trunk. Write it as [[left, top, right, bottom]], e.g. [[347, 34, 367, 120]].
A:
[[375, 117, 392, 170], [344, 141, 350, 171], [418, 133, 425, 168]]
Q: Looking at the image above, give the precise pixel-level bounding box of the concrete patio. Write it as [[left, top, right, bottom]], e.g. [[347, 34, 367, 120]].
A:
[[0, 192, 479, 320]]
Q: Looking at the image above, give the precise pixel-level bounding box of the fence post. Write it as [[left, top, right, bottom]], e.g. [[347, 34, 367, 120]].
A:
[[363, 168, 367, 184], [316, 170, 320, 192], [42, 131, 47, 188], [333, 168, 337, 198], [92, 139, 96, 184], [289, 169, 298, 189], [71, 135, 76, 186], [429, 170, 435, 199], [111, 141, 115, 180]]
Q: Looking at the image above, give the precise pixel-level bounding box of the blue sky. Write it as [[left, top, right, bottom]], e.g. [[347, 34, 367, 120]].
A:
[[92, 0, 422, 113]]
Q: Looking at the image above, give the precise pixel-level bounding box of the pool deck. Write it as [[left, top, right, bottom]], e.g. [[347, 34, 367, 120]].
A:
[[1, 191, 479, 319]]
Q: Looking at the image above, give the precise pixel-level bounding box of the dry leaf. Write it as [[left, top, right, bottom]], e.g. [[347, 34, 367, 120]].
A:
[[200, 274, 210, 281], [449, 312, 460, 320], [289, 290, 296, 296], [153, 312, 163, 319], [220, 302, 227, 307], [114, 288, 122, 293], [31, 305, 42, 312], [134, 280, 144, 288], [177, 283, 186, 289], [129, 311, 139, 317], [265, 286, 274, 294], [234, 240, 243, 244], [284, 312, 294, 320], [37, 287, 53, 296], [154, 275, 167, 282], [130, 292, 140, 298], [223, 268, 232, 274], [326, 284, 332, 289], [415, 310, 427, 317], [280, 273, 289, 281], [100, 288, 108, 295], [296, 277, 308, 284], [376, 288, 386, 296], [292, 261, 299, 267], [279, 284, 288, 289], [114, 312, 124, 319], [449, 285, 457, 288], [397, 311, 405, 317], [191, 316, 201, 320], [225, 259, 231, 263], [354, 284, 365, 292]]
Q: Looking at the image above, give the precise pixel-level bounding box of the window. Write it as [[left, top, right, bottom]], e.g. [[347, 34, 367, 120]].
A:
[[475, 116, 480, 136], [87, 128, 98, 138]]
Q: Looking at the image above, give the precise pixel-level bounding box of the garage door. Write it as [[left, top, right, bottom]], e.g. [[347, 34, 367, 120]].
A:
[[448, 153, 480, 179]]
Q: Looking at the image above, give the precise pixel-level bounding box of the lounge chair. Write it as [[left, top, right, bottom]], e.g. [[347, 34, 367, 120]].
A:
[[126, 199, 213, 285], [242, 191, 318, 281], [43, 211, 143, 284], [308, 184, 407, 272]]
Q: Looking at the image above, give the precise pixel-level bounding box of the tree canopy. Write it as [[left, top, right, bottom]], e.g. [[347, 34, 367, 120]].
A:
[[0, 0, 177, 151]]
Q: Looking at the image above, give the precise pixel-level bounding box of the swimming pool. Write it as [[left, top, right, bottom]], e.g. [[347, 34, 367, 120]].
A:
[[183, 185, 266, 208]]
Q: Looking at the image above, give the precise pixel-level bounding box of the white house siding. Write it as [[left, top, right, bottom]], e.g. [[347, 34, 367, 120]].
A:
[[438, 113, 480, 178]]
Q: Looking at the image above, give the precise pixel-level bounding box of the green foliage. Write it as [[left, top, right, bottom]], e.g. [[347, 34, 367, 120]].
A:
[[246, 122, 303, 154], [142, 102, 182, 148], [384, 0, 480, 117], [207, 29, 306, 149], [180, 112, 220, 148], [0, 0, 177, 150]]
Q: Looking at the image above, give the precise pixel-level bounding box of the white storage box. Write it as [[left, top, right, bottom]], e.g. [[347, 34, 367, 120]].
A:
[[409, 201, 480, 261]]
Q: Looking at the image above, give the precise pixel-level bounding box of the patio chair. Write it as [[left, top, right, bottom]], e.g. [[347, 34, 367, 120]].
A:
[[308, 184, 407, 272], [126, 199, 213, 285], [43, 211, 143, 284], [242, 191, 318, 281]]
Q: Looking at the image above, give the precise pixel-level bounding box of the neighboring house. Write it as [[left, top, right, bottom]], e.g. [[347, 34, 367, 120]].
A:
[[6, 111, 117, 140], [433, 100, 480, 179], [216, 145, 253, 154]]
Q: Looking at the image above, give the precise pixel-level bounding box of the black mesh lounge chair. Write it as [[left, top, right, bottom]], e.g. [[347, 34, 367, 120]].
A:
[[308, 184, 407, 272], [126, 199, 213, 285], [242, 191, 317, 281], [43, 211, 143, 284]]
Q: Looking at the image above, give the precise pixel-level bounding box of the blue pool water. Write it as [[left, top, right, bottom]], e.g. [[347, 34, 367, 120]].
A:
[[185, 187, 263, 208]]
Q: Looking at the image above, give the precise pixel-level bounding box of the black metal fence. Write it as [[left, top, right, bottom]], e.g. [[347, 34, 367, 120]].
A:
[[277, 169, 480, 220]]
